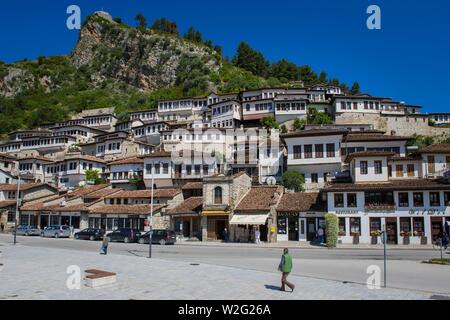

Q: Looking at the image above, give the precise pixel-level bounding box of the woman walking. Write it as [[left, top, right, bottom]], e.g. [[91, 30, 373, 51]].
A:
[[278, 248, 295, 292]]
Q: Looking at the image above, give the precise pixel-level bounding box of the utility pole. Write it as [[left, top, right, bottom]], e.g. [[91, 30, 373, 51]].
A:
[[382, 223, 387, 288], [14, 174, 21, 245], [148, 163, 155, 258]]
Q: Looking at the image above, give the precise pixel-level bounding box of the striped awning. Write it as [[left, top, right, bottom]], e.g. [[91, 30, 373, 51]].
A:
[[229, 213, 269, 225]]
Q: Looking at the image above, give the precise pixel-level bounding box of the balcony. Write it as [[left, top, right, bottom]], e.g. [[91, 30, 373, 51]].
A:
[[364, 204, 396, 213]]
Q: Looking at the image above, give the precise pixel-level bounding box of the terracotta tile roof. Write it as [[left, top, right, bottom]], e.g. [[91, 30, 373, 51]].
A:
[[235, 186, 283, 213], [83, 188, 121, 199], [20, 194, 64, 211], [64, 154, 107, 164], [166, 197, 203, 215], [0, 183, 53, 192], [46, 199, 103, 212], [66, 184, 110, 199], [282, 129, 346, 139], [140, 151, 172, 158], [419, 144, 450, 154], [0, 200, 16, 208], [343, 134, 411, 142], [89, 204, 165, 215], [276, 193, 325, 213], [324, 179, 450, 192], [104, 188, 181, 199], [181, 182, 203, 190], [17, 155, 55, 163], [345, 151, 396, 163], [107, 156, 143, 165]]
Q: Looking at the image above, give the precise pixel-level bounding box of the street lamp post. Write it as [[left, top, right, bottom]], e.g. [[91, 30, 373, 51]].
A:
[[381, 223, 387, 288], [13, 174, 21, 245], [148, 164, 155, 258]]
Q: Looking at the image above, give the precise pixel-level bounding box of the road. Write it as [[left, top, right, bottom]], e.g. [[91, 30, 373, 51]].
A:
[[1, 234, 449, 296]]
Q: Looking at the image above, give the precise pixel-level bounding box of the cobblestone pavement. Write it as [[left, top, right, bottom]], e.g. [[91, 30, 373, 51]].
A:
[[0, 243, 436, 300]]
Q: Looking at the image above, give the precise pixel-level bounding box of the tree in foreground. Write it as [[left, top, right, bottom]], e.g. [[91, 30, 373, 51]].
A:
[[325, 213, 338, 248], [85, 169, 105, 185], [135, 13, 147, 28], [260, 116, 279, 130], [282, 170, 305, 192]]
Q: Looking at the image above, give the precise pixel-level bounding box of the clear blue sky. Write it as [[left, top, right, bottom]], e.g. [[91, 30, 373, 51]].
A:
[[1, 0, 449, 113]]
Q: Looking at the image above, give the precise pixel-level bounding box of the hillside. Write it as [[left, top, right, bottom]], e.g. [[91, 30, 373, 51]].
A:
[[0, 11, 346, 136]]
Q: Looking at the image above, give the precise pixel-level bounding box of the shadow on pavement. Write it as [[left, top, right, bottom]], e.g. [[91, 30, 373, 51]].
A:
[[264, 284, 281, 291]]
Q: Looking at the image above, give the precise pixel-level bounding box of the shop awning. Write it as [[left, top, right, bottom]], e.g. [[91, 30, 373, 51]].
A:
[[229, 213, 269, 225], [202, 210, 230, 216]]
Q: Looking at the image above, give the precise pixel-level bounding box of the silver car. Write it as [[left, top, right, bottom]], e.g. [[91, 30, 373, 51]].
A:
[[41, 225, 71, 238], [14, 225, 41, 236]]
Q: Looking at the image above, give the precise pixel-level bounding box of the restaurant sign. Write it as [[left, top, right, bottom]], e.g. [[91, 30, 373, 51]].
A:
[[409, 209, 446, 216]]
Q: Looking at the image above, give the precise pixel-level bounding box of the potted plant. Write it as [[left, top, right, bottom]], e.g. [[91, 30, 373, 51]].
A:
[[351, 232, 360, 244], [418, 232, 427, 245], [401, 231, 411, 245], [371, 230, 381, 244], [338, 230, 346, 237]]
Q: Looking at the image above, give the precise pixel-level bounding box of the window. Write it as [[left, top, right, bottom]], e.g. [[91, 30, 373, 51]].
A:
[[347, 193, 357, 208], [315, 144, 323, 158], [186, 165, 192, 175], [277, 217, 287, 235], [413, 217, 424, 234], [374, 161, 382, 174], [370, 217, 381, 233], [195, 165, 201, 175], [445, 192, 450, 206], [326, 143, 335, 157], [146, 164, 153, 174], [396, 165, 403, 177], [413, 192, 424, 207], [334, 193, 344, 208], [154, 163, 160, 174], [293, 145, 301, 159], [338, 218, 346, 235], [407, 164, 415, 177], [400, 217, 411, 234], [304, 145, 313, 158], [427, 156, 435, 174], [398, 193, 409, 207], [311, 173, 318, 183], [214, 186, 223, 204], [360, 161, 368, 175], [365, 192, 394, 206], [429, 192, 440, 207], [162, 163, 169, 174], [350, 217, 361, 236]]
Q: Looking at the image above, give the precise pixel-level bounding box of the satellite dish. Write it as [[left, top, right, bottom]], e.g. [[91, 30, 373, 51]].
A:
[[266, 176, 276, 185]]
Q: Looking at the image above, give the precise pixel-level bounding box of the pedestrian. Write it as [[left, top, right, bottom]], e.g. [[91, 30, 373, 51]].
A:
[[223, 228, 228, 242], [318, 227, 324, 244], [0, 222, 4, 233], [278, 248, 295, 292], [255, 228, 261, 244], [100, 235, 109, 255]]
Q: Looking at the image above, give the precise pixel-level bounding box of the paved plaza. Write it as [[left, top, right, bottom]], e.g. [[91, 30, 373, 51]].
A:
[[0, 240, 443, 300]]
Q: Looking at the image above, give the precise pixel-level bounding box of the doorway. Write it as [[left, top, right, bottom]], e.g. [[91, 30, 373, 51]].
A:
[[259, 224, 268, 242], [386, 219, 398, 244], [299, 218, 307, 241], [288, 216, 299, 241], [216, 220, 227, 240], [431, 218, 443, 243], [40, 215, 49, 228], [307, 218, 316, 241]]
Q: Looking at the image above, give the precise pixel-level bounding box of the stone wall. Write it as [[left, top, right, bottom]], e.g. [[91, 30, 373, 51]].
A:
[[335, 113, 450, 138]]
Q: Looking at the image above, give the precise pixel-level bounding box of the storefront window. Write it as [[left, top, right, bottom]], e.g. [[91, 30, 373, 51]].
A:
[[338, 218, 346, 236], [365, 192, 394, 206], [334, 193, 344, 207], [413, 192, 424, 207], [400, 217, 411, 236], [350, 217, 361, 236], [412, 217, 424, 236], [347, 193, 357, 207], [370, 218, 381, 235], [429, 192, 441, 207], [277, 217, 287, 235], [445, 192, 450, 206], [398, 192, 409, 207]]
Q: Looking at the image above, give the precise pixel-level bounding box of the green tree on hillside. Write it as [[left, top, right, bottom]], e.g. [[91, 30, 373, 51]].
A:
[[350, 82, 361, 95], [135, 13, 147, 28], [260, 116, 279, 130], [232, 42, 269, 77], [293, 118, 306, 130], [282, 170, 305, 192], [307, 107, 333, 125], [184, 26, 202, 43], [85, 169, 105, 185], [151, 18, 179, 35]]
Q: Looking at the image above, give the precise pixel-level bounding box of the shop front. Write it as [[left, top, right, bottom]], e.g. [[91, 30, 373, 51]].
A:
[[276, 213, 325, 242], [87, 214, 147, 232], [171, 215, 201, 239], [201, 210, 230, 241], [229, 212, 269, 242]]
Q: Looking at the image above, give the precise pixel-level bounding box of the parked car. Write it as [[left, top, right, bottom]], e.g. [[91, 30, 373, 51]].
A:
[[106, 228, 141, 243], [41, 225, 71, 238], [74, 228, 104, 241], [137, 229, 177, 245], [13, 225, 41, 236]]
